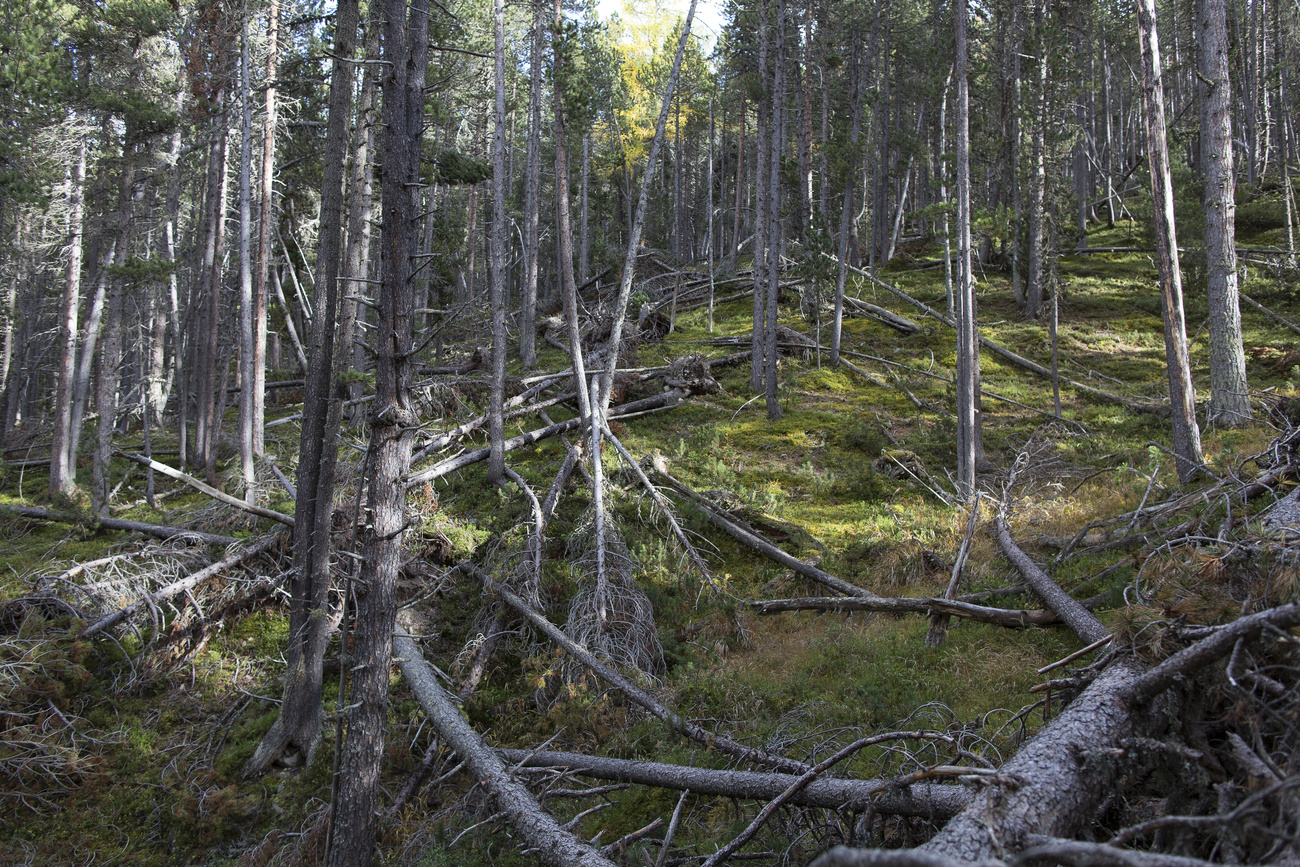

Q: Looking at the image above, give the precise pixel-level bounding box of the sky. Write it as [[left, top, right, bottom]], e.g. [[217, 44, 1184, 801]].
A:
[[594, 0, 728, 51]]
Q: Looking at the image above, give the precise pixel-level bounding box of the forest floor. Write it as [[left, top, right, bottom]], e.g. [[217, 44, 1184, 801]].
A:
[[2, 214, 1299, 866]]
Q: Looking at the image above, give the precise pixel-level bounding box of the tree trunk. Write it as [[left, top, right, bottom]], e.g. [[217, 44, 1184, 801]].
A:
[[245, 0, 362, 780], [765, 0, 786, 421], [49, 122, 86, 497], [238, 17, 258, 502], [487, 0, 509, 485], [1025, 0, 1048, 320], [1198, 0, 1251, 426], [195, 96, 230, 481], [495, 748, 970, 818], [1138, 0, 1203, 482], [324, 0, 427, 859], [954, 0, 981, 500], [254, 0, 279, 455], [394, 635, 619, 867], [520, 0, 543, 369]]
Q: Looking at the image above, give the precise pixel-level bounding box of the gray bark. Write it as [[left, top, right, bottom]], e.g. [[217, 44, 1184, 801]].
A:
[[495, 748, 970, 819], [954, 0, 980, 500], [1138, 0, 1203, 482], [520, 0, 543, 369], [1198, 0, 1251, 426], [245, 0, 361, 779], [238, 18, 257, 501], [394, 635, 618, 867], [50, 124, 86, 497], [323, 0, 427, 858], [487, 0, 509, 485]]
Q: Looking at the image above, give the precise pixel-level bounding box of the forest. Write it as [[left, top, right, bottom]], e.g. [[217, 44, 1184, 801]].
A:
[[0, 0, 1299, 864]]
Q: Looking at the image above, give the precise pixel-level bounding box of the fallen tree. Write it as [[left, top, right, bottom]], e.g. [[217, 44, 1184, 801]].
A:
[[462, 562, 813, 774], [407, 388, 689, 486], [80, 531, 286, 639], [651, 458, 878, 599], [393, 632, 619, 867], [495, 748, 971, 819], [0, 503, 239, 547]]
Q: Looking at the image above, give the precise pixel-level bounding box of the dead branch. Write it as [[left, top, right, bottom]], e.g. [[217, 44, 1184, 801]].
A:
[[117, 453, 296, 528], [0, 503, 239, 547], [842, 294, 922, 334], [392, 632, 619, 867], [461, 562, 812, 774], [496, 749, 970, 818], [80, 531, 286, 639], [651, 459, 878, 599], [1241, 293, 1300, 338], [927, 500, 981, 647]]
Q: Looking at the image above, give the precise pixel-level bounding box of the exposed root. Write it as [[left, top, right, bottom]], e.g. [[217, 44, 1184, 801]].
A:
[[562, 506, 663, 682]]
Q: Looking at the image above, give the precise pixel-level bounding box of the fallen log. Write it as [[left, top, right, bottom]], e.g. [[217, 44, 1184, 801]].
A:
[[651, 459, 878, 599], [117, 453, 296, 528], [0, 503, 239, 547], [750, 595, 1066, 629], [842, 294, 922, 334], [80, 531, 286, 639], [393, 633, 618, 867], [462, 562, 812, 774], [496, 748, 970, 819], [994, 512, 1109, 645], [407, 389, 688, 487]]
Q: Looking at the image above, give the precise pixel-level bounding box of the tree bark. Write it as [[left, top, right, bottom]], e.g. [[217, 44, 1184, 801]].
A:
[[954, 0, 981, 500], [1138, 0, 1203, 482], [1198, 0, 1251, 426], [520, 0, 543, 369], [50, 122, 86, 497], [245, 0, 362, 779], [324, 0, 427, 859], [254, 0, 279, 453], [238, 17, 258, 502], [487, 0, 509, 485], [394, 634, 619, 867], [495, 748, 971, 819]]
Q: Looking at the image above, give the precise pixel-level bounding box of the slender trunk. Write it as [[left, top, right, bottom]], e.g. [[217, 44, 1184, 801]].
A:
[[50, 122, 86, 497], [580, 131, 590, 282], [254, 0, 280, 454], [955, 0, 980, 500], [520, 0, 543, 368], [1138, 0, 1204, 481], [1026, 0, 1048, 320], [245, 0, 362, 779], [1199, 0, 1251, 426], [831, 40, 863, 368], [487, 0, 509, 485], [752, 0, 771, 394], [325, 0, 428, 858], [196, 102, 230, 480], [765, 0, 786, 421], [238, 19, 258, 502]]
